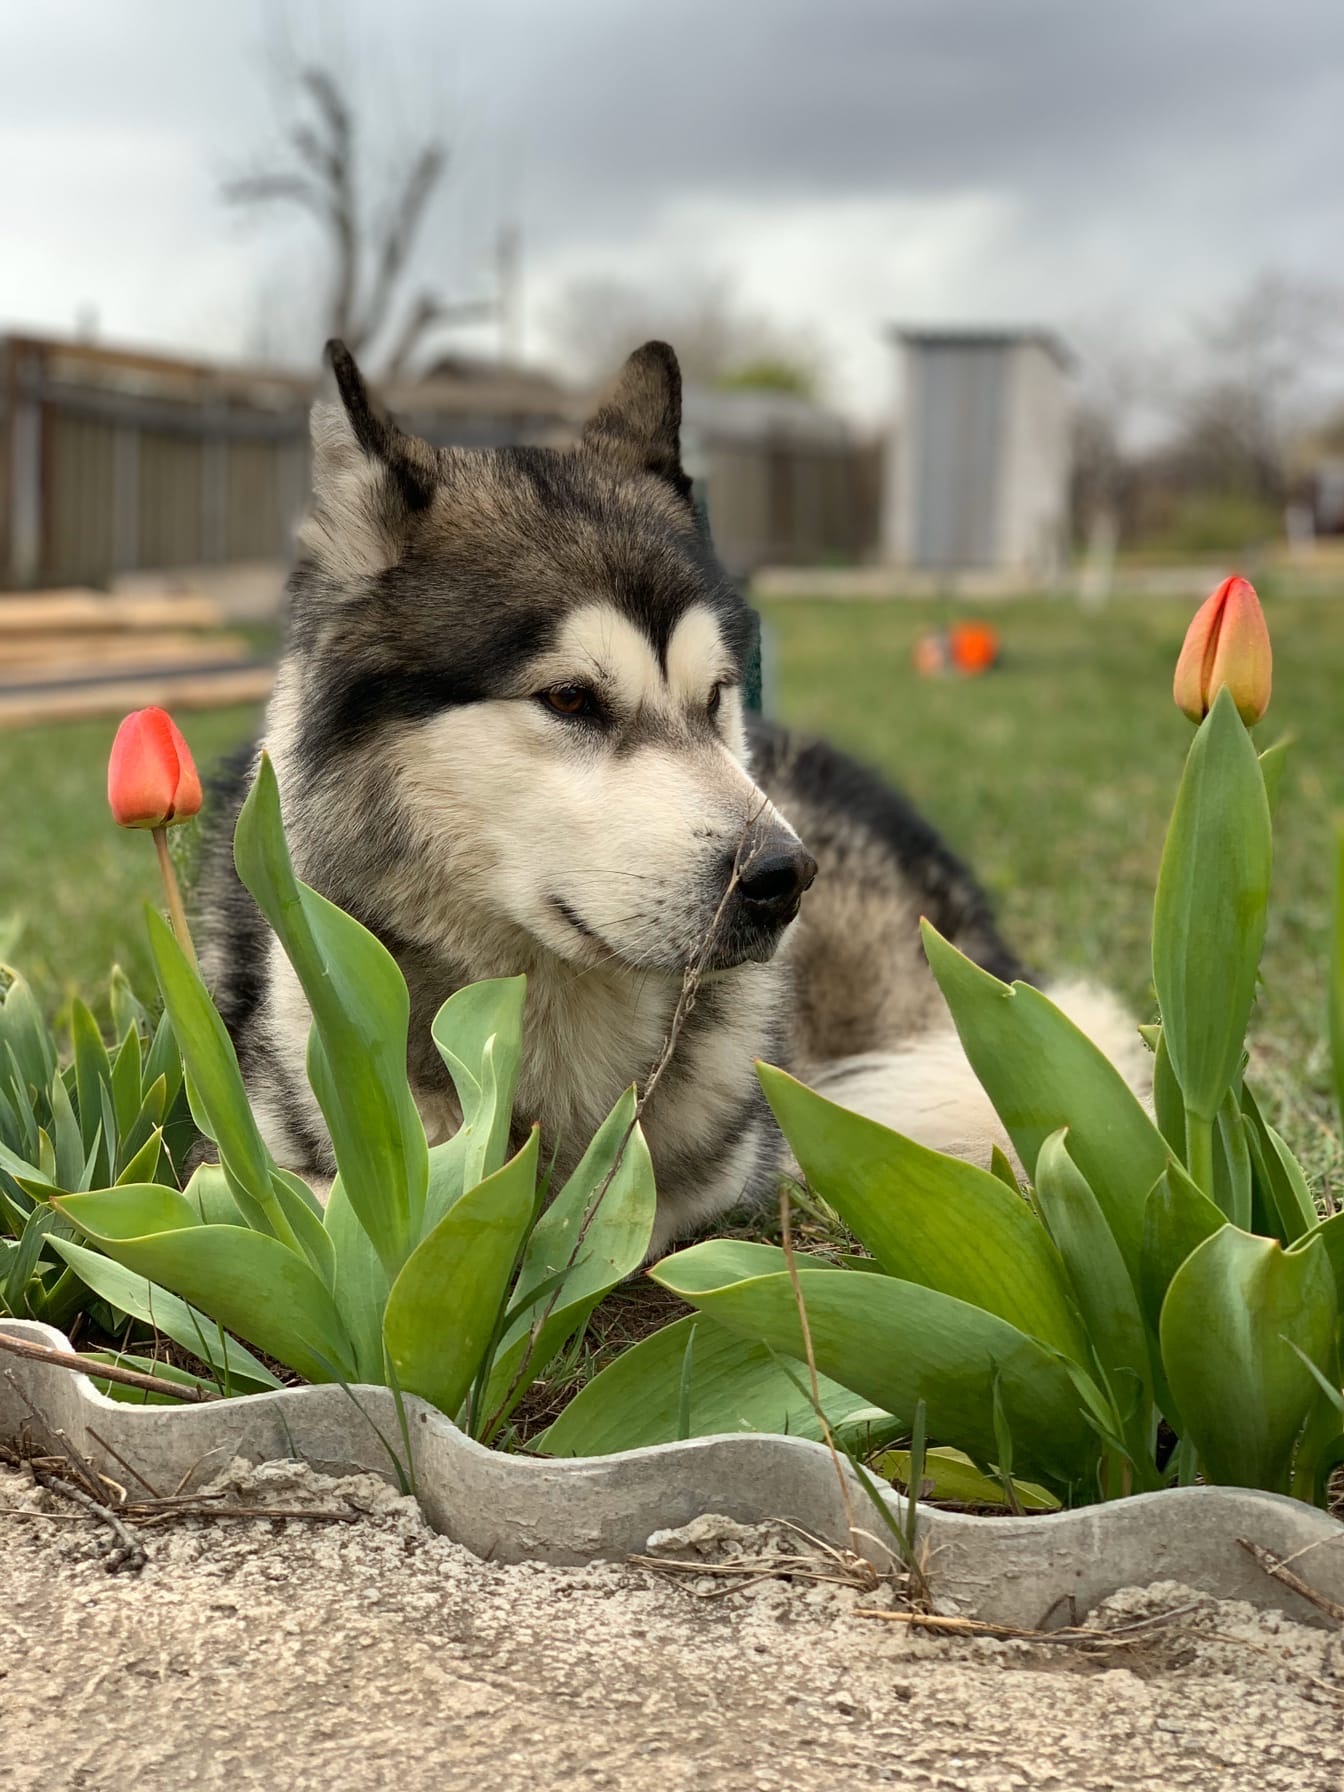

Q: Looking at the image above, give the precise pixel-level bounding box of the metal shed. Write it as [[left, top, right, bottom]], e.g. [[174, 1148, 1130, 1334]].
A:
[[883, 328, 1073, 581]]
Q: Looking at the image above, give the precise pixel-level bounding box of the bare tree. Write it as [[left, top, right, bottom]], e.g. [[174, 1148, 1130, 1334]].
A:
[[1067, 325, 1175, 543], [1176, 272, 1344, 504], [546, 274, 824, 395], [222, 63, 495, 377]]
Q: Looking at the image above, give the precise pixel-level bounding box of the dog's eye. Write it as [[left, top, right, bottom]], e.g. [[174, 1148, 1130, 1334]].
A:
[[707, 683, 724, 719], [539, 684, 599, 719]]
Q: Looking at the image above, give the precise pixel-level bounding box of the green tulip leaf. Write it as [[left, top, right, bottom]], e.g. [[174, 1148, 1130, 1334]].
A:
[[1034, 1130, 1153, 1433], [1160, 1226, 1337, 1492], [921, 924, 1166, 1283], [383, 1130, 540, 1420], [1298, 1211, 1344, 1314], [54, 1182, 203, 1241], [480, 1088, 656, 1438], [652, 1241, 1100, 1492], [1139, 1159, 1225, 1344], [538, 1312, 896, 1457], [52, 1202, 355, 1386], [871, 1445, 1059, 1513], [429, 976, 527, 1202], [1152, 686, 1272, 1125], [325, 1174, 393, 1384], [47, 1235, 281, 1392], [234, 753, 428, 1275], [81, 1350, 221, 1405], [69, 999, 113, 1182], [1242, 1082, 1318, 1245], [1149, 1027, 1186, 1161], [759, 1065, 1089, 1365], [1212, 1084, 1253, 1231], [144, 907, 282, 1239]]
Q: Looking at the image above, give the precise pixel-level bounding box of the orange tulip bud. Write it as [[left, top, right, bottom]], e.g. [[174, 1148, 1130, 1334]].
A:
[[1172, 576, 1272, 726], [107, 708, 203, 829]]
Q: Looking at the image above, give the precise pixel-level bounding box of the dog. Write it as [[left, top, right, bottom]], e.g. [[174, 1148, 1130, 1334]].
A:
[[197, 338, 1144, 1256]]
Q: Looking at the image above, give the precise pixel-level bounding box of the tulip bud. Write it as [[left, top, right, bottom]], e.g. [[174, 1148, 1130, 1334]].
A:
[[1173, 576, 1272, 727], [107, 708, 203, 829]]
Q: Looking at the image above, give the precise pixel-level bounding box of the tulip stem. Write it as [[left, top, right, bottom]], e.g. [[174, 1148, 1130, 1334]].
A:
[[1186, 1111, 1215, 1202], [152, 826, 199, 976]]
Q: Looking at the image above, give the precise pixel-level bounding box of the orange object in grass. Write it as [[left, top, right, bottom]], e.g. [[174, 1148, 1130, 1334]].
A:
[[948, 622, 1001, 676]]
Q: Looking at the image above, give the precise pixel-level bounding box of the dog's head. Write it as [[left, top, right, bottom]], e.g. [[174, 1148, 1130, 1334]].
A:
[[280, 339, 815, 974]]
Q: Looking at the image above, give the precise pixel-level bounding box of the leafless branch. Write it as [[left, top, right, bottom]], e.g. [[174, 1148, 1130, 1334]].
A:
[[382, 291, 496, 383], [221, 57, 479, 370], [358, 145, 447, 351]]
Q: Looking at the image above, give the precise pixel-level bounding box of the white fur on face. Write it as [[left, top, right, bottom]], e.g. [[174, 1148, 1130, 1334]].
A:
[[389, 602, 798, 971]]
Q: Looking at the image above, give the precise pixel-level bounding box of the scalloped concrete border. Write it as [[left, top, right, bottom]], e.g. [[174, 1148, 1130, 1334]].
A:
[[6, 1318, 1344, 1629]]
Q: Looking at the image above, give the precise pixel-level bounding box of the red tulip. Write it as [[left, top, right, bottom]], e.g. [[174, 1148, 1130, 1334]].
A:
[[107, 708, 202, 829], [1172, 576, 1272, 727]]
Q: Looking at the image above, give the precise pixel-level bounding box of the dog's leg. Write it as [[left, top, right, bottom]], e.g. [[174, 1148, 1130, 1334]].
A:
[[798, 979, 1150, 1178]]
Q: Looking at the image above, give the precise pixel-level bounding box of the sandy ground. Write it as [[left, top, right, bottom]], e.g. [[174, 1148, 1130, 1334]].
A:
[[2, 1460, 1343, 1792]]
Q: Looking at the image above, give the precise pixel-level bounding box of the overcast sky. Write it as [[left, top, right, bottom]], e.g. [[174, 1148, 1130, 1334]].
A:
[[4, 0, 1343, 417]]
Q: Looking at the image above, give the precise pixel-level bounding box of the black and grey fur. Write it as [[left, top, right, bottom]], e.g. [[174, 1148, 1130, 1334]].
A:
[[198, 340, 1142, 1254]]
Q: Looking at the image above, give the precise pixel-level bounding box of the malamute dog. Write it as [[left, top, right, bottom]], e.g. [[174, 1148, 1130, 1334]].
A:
[[198, 340, 1143, 1255]]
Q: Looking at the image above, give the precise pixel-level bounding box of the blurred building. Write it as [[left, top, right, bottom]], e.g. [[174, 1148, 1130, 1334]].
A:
[[884, 328, 1073, 581], [0, 334, 574, 591], [682, 385, 881, 578], [0, 333, 882, 590]]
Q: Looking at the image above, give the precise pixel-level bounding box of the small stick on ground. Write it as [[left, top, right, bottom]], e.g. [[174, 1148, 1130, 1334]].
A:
[[856, 1600, 1205, 1649], [32, 1469, 147, 1574], [1238, 1537, 1344, 1624]]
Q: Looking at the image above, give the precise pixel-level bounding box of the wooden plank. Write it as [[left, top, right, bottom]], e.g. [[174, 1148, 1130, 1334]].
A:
[[2, 642, 253, 689], [1, 631, 250, 671], [0, 665, 274, 730], [0, 591, 222, 634]]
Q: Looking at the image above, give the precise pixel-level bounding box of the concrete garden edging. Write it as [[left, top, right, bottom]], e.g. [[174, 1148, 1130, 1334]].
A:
[[5, 1316, 1344, 1629]]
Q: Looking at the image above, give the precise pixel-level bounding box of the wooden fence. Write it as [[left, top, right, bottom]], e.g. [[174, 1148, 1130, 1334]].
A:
[[1, 334, 881, 590]]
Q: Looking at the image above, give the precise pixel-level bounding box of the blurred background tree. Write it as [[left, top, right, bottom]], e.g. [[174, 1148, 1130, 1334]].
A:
[[546, 273, 825, 396], [221, 58, 496, 378]]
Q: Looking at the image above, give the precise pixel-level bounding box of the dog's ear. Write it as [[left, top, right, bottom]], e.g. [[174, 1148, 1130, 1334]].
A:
[[580, 341, 692, 503], [298, 340, 440, 577]]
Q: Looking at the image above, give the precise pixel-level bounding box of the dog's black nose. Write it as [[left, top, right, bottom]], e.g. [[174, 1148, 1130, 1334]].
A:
[[737, 842, 818, 925]]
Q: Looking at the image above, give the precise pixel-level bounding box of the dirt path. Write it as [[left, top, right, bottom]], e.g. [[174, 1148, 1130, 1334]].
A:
[[2, 1460, 1342, 1791]]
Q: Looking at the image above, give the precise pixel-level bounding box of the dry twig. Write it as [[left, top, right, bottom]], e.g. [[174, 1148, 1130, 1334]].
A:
[[1238, 1537, 1344, 1624], [29, 1468, 147, 1573], [856, 1600, 1205, 1650], [0, 1331, 218, 1403]]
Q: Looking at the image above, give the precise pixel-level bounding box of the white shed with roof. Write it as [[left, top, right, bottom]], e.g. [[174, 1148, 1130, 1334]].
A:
[[884, 328, 1073, 581]]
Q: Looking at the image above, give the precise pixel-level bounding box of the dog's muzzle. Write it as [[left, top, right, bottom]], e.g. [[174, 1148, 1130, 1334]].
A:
[[712, 835, 817, 965]]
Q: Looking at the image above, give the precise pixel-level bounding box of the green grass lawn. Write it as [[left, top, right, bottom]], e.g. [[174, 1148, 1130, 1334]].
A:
[[0, 705, 262, 1014], [3, 591, 1343, 1186]]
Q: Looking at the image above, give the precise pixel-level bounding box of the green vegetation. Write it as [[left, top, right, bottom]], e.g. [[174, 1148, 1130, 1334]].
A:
[[545, 659, 1344, 1507], [7, 589, 1344, 1497], [2, 593, 1342, 1180], [762, 593, 1344, 1189]]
